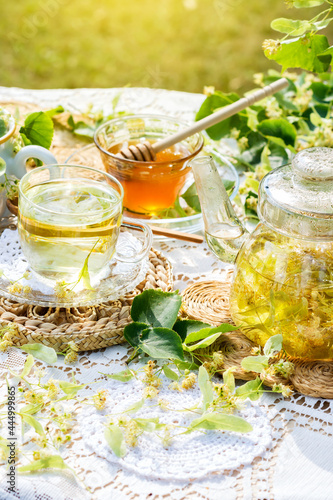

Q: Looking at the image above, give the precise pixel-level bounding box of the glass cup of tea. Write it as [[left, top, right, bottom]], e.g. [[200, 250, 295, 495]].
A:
[[94, 114, 204, 217], [18, 164, 152, 284]]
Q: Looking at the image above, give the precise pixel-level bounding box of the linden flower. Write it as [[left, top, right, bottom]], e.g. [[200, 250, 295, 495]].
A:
[[181, 372, 197, 390], [203, 86, 215, 96], [162, 425, 174, 448], [158, 399, 170, 410], [273, 360, 295, 378], [168, 381, 182, 392], [64, 350, 78, 364], [0, 340, 13, 352], [265, 97, 283, 119], [93, 389, 108, 410], [47, 380, 59, 400], [54, 280, 74, 298], [24, 390, 44, 404], [238, 136, 249, 152], [53, 429, 71, 447], [8, 283, 23, 294], [262, 39, 281, 56], [143, 386, 159, 399], [67, 341, 79, 352], [251, 346, 262, 356], [273, 383, 293, 398], [253, 73, 264, 87], [142, 360, 161, 388], [212, 351, 224, 367], [31, 435, 48, 448]]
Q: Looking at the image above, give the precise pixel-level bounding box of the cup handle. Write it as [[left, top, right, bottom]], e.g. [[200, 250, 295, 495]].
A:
[[11, 145, 58, 179], [115, 219, 153, 263]]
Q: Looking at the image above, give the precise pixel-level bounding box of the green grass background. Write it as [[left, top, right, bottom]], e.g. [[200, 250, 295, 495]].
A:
[[0, 0, 310, 93]]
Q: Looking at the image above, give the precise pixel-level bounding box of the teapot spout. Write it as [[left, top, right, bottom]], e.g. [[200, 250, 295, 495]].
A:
[[191, 155, 248, 263]]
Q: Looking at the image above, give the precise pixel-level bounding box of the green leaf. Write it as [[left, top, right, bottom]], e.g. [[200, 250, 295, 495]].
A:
[[19, 111, 54, 149], [123, 322, 148, 347], [18, 455, 70, 472], [181, 182, 201, 213], [103, 369, 134, 382], [76, 239, 99, 291], [67, 115, 95, 139], [195, 92, 242, 140], [173, 359, 200, 371], [0, 118, 7, 137], [45, 105, 65, 118], [223, 368, 235, 393], [271, 18, 312, 37], [19, 344, 57, 364], [173, 196, 188, 217], [184, 323, 239, 346], [72, 122, 95, 139], [188, 413, 252, 433], [162, 364, 179, 380], [257, 118, 297, 147], [264, 35, 330, 73], [58, 380, 85, 396], [310, 81, 333, 102], [134, 417, 160, 432], [292, 0, 326, 6], [245, 191, 259, 218], [20, 413, 45, 436], [139, 327, 184, 361], [20, 403, 43, 415], [317, 45, 333, 66], [263, 334, 283, 357], [274, 92, 298, 112], [124, 399, 145, 413], [104, 424, 127, 458], [20, 354, 34, 378], [131, 290, 182, 329], [235, 377, 263, 401], [173, 319, 211, 342], [241, 355, 269, 373], [198, 365, 214, 411]]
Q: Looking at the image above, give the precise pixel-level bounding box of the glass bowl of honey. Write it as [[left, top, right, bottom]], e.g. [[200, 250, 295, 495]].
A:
[[94, 114, 204, 217]]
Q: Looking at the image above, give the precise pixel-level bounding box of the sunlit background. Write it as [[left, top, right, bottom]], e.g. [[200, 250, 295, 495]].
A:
[[2, 0, 298, 93]]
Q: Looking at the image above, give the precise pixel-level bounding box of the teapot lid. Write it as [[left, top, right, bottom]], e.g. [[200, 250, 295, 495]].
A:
[[258, 147, 333, 240]]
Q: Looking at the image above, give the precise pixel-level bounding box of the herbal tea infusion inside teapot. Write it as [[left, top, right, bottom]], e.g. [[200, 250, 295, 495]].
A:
[[192, 148, 333, 360]]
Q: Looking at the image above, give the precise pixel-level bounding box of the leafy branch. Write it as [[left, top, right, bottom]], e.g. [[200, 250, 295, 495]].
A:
[[264, 0, 333, 73]]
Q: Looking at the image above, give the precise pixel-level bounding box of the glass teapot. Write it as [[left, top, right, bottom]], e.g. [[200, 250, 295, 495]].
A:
[[191, 148, 333, 360], [0, 109, 57, 216]]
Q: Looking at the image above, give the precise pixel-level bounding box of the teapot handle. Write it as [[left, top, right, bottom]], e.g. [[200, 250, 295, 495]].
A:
[[11, 145, 58, 179]]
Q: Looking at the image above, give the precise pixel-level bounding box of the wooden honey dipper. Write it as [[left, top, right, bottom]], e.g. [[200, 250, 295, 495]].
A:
[[118, 78, 289, 161]]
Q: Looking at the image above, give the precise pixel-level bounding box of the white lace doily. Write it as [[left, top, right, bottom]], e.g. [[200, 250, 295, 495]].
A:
[[78, 373, 273, 482], [0, 86, 333, 500]]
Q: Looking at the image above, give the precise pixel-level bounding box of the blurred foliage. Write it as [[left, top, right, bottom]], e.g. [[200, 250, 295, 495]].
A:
[[0, 0, 300, 92]]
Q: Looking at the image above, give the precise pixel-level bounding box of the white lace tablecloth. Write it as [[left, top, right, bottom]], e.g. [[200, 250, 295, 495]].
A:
[[0, 87, 333, 500]]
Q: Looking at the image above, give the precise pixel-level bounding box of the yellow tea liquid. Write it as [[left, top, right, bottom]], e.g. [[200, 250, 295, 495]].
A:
[[107, 141, 191, 215], [18, 178, 122, 282]]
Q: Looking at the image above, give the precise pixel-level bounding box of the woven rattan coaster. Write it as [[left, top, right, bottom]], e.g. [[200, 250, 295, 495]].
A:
[[1, 248, 172, 352], [181, 273, 333, 399]]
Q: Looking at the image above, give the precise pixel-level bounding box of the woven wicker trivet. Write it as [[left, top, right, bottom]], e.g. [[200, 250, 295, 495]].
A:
[[1, 248, 172, 352], [181, 273, 333, 399]]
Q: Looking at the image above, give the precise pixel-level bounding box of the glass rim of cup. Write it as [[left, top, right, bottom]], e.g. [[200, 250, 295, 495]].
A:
[[18, 163, 124, 217], [93, 113, 205, 166]]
